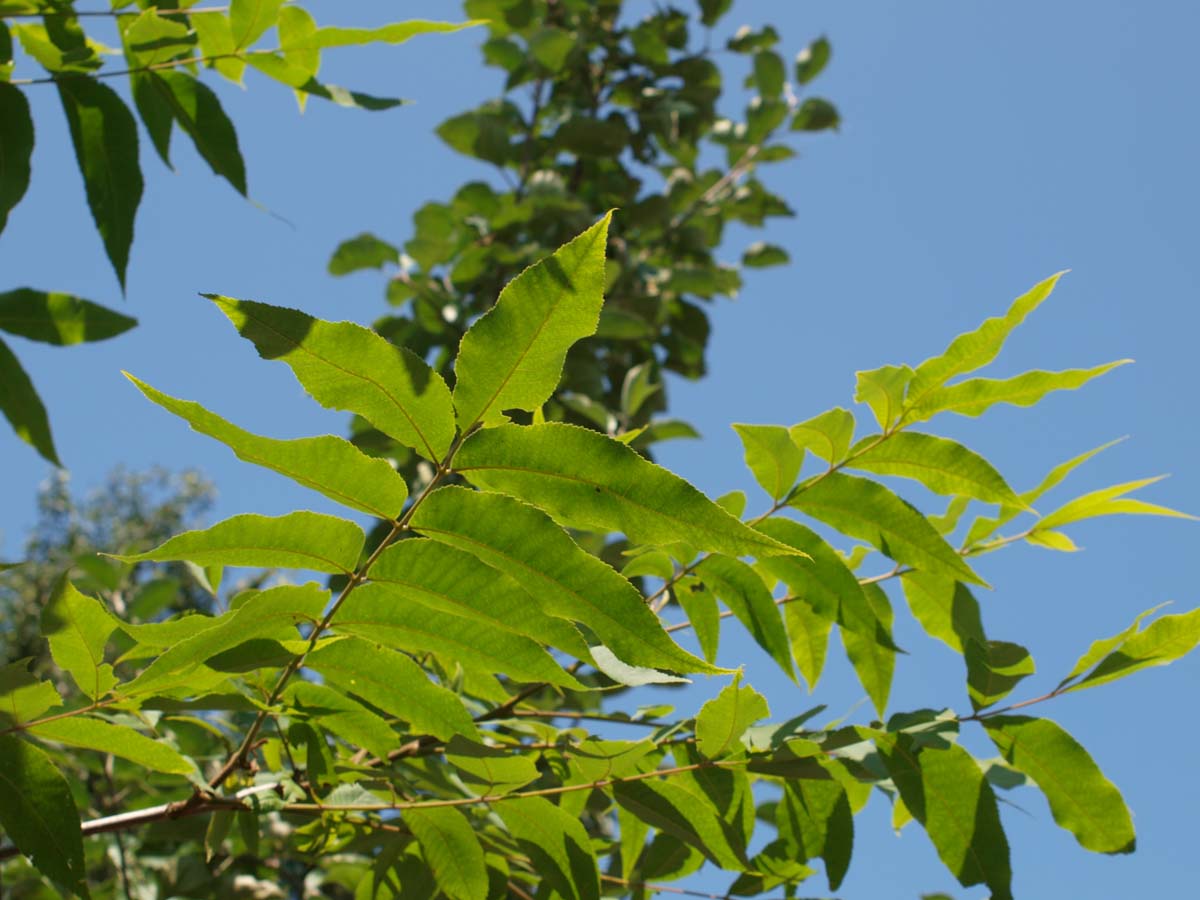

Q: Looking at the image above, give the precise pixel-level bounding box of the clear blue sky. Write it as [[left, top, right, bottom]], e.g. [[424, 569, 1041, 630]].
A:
[[2, 1, 1197, 896]]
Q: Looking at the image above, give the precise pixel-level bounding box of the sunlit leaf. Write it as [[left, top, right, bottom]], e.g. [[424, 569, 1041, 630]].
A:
[[696, 555, 795, 681], [30, 717, 195, 775], [230, 0, 283, 49], [1037, 476, 1196, 531], [1062, 606, 1200, 694], [41, 577, 118, 700], [733, 423, 803, 500], [789, 407, 855, 465], [695, 680, 770, 758], [854, 364, 912, 429]]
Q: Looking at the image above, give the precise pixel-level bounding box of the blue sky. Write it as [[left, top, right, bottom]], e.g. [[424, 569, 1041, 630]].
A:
[[2, 1, 1197, 896]]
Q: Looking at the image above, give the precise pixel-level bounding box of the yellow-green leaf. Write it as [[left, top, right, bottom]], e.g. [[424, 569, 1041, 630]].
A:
[[30, 717, 195, 775], [695, 680, 770, 758], [733, 423, 803, 500], [41, 577, 117, 700]]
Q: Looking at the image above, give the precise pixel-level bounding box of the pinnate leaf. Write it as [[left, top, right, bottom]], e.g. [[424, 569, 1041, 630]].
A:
[[458, 423, 799, 558], [328, 233, 399, 275], [230, 0, 283, 49], [402, 807, 488, 900], [452, 213, 611, 429], [612, 777, 745, 870], [840, 582, 896, 716], [855, 364, 913, 429], [210, 296, 455, 460], [1037, 476, 1196, 531], [147, 71, 246, 195], [0, 734, 88, 897], [111, 511, 364, 575], [284, 681, 395, 762], [127, 375, 408, 519], [0, 661, 61, 727], [284, 19, 482, 50], [983, 715, 1134, 854]]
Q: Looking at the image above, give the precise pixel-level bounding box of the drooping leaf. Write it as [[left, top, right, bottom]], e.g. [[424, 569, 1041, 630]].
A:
[[244, 52, 406, 110], [983, 716, 1134, 854], [229, 0, 284, 49], [307, 636, 477, 742], [733, 423, 803, 500], [41, 577, 118, 700], [402, 807, 488, 900], [0, 734, 88, 897], [410, 486, 718, 675], [776, 778, 854, 890], [283, 19, 482, 50], [0, 660, 61, 727], [906, 272, 1066, 405], [789, 472, 986, 585], [877, 734, 1012, 899], [328, 233, 399, 275], [148, 71, 246, 195], [0, 289, 136, 345], [209, 296, 455, 461], [458, 424, 799, 557], [0, 82, 33, 235], [284, 681, 395, 762], [0, 335, 58, 464], [966, 640, 1034, 711], [1062, 606, 1200, 694], [673, 576, 721, 663], [784, 597, 833, 691], [899, 571, 986, 654], [1037, 476, 1196, 531], [1021, 437, 1126, 506], [58, 76, 143, 289], [904, 361, 1131, 422], [588, 645, 692, 687], [695, 681, 770, 759], [695, 555, 795, 681], [840, 582, 896, 716], [789, 407, 855, 465], [30, 717, 195, 775], [847, 432, 1026, 507], [367, 538, 589, 659], [335, 583, 583, 688], [854, 364, 913, 429], [127, 375, 408, 519], [612, 777, 746, 870], [111, 511, 364, 575], [277, 5, 319, 108], [123, 583, 328, 694], [452, 213, 611, 429], [794, 36, 831, 84], [497, 797, 601, 900]]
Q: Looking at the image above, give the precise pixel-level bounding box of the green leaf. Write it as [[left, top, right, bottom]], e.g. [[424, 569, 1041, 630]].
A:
[[695, 555, 795, 681], [1021, 437, 1126, 506], [966, 640, 1034, 711], [790, 97, 839, 131], [0, 334, 58, 464], [328, 233, 399, 275], [367, 538, 589, 659], [230, 0, 283, 49], [1063, 606, 1200, 694], [1037, 476, 1196, 531], [847, 432, 1026, 507], [674, 576, 720, 663], [789, 407, 855, 465], [794, 36, 831, 84], [0, 83, 33, 235], [854, 364, 914, 429], [906, 272, 1066, 405], [877, 734, 1012, 899], [1055, 603, 1166, 690], [30, 717, 195, 775], [126, 375, 408, 519], [110, 511, 364, 575], [123, 583, 327, 694], [733, 424, 803, 500], [146, 71, 246, 195], [452, 213, 611, 429], [190, 12, 246, 83], [620, 362, 659, 418], [741, 241, 789, 268], [0, 289, 136, 345], [784, 597, 833, 691], [776, 778, 853, 890], [284, 681, 395, 762], [286, 19, 482, 50], [209, 296, 455, 461], [498, 798, 601, 900], [695, 680, 770, 758], [899, 571, 985, 654], [789, 472, 986, 586], [335, 583, 582, 688], [457, 423, 797, 558], [0, 734, 88, 897], [307, 636, 477, 742], [446, 736, 541, 792], [1025, 529, 1078, 551], [0, 660, 61, 727], [752, 50, 785, 97], [41, 577, 118, 700], [278, 5, 319, 98], [410, 486, 718, 675], [612, 778, 745, 870], [529, 26, 574, 71], [905, 361, 1131, 422], [841, 582, 896, 716], [983, 716, 1134, 854], [58, 77, 143, 290], [402, 807, 488, 900]]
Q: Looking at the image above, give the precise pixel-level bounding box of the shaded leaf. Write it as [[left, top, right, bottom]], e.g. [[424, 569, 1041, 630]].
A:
[[0, 660, 60, 727], [497, 797, 601, 900], [0, 82, 33, 235], [0, 289, 136, 345], [794, 36, 831, 84], [966, 640, 1034, 711], [841, 582, 896, 716], [612, 777, 745, 870], [899, 571, 985, 654], [0, 335, 58, 464], [696, 555, 795, 681], [403, 806, 488, 900], [328, 233, 399, 275], [284, 681, 395, 762], [446, 736, 540, 793], [148, 71, 246, 195], [777, 778, 853, 890]]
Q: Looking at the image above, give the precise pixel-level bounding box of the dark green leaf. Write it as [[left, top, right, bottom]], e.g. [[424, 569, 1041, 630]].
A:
[[29, 717, 195, 775], [0, 335, 58, 464], [148, 71, 246, 195], [612, 777, 745, 870], [794, 36, 831, 84], [790, 97, 839, 131], [695, 555, 795, 681], [0, 82, 33, 235], [497, 797, 601, 900], [401, 807, 488, 900], [0, 288, 136, 345], [328, 233, 400, 275], [966, 640, 1034, 711]]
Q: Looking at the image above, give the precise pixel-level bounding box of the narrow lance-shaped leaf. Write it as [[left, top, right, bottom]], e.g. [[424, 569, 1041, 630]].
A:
[[694, 555, 795, 681], [0, 734, 89, 897], [282, 19, 483, 50], [776, 777, 854, 891], [0, 335, 58, 464], [110, 511, 365, 575], [457, 423, 799, 558], [905, 360, 1131, 422], [695, 680, 770, 758], [0, 289, 136, 345], [497, 796, 601, 900], [403, 807, 489, 900], [149, 71, 246, 195], [410, 486, 720, 675], [1061, 606, 1200, 694], [841, 582, 896, 716], [966, 639, 1034, 711], [733, 423, 803, 500], [899, 570, 986, 654], [126, 374, 408, 519], [0, 82, 33, 235], [58, 77, 143, 290], [983, 715, 1135, 854], [1037, 475, 1196, 531], [906, 272, 1066, 405], [847, 431, 1026, 508], [244, 53, 406, 110], [42, 577, 118, 700], [209, 296, 455, 461], [30, 717, 195, 776], [284, 682, 395, 762], [452, 212, 611, 429], [612, 777, 746, 870], [789, 471, 987, 586], [277, 5, 319, 110]]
